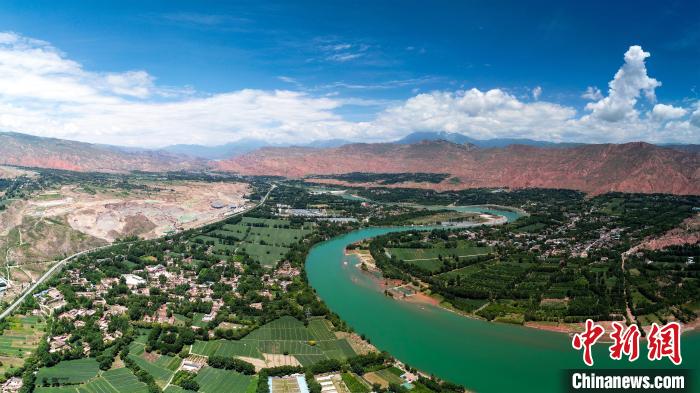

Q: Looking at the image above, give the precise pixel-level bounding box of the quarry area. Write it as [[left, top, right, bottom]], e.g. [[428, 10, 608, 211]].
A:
[[0, 180, 251, 302]]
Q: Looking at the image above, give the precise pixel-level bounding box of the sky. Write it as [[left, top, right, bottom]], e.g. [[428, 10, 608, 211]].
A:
[[0, 0, 698, 147]]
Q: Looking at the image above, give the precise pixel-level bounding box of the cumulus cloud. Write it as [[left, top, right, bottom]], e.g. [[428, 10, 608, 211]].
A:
[[690, 104, 700, 128], [652, 103, 687, 120], [584, 45, 661, 122], [0, 33, 697, 146], [532, 86, 542, 100], [370, 89, 575, 140]]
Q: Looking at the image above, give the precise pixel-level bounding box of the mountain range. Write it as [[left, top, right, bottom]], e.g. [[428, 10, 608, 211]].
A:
[[159, 131, 583, 159], [0, 132, 204, 172], [1, 131, 698, 195]]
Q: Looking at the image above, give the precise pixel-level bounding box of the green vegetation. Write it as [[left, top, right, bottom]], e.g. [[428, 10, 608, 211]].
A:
[[36, 358, 100, 386], [342, 372, 370, 393], [194, 366, 255, 393], [366, 191, 699, 325], [4, 177, 696, 393], [311, 172, 450, 185]]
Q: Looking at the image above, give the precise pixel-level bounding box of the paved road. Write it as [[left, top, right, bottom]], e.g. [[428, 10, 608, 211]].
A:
[[0, 184, 274, 321]]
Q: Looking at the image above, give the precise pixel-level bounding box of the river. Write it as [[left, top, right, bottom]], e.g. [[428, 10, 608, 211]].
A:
[[305, 207, 699, 392]]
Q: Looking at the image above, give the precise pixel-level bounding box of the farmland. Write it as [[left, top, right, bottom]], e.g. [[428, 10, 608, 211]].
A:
[[0, 314, 46, 374], [193, 216, 313, 267], [387, 239, 492, 273], [35, 367, 149, 393], [194, 366, 256, 393], [36, 358, 100, 386], [191, 317, 357, 368]]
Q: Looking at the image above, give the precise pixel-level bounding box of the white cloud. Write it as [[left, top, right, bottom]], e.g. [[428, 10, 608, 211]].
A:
[[369, 89, 576, 140], [690, 104, 700, 128], [584, 45, 661, 122], [582, 86, 603, 101], [652, 103, 687, 120], [532, 86, 542, 100], [0, 34, 697, 147]]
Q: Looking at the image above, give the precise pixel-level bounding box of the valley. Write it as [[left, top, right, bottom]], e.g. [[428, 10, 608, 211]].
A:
[[0, 170, 697, 393]]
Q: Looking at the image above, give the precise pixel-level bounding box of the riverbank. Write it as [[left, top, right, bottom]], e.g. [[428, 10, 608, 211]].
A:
[[306, 223, 700, 393]]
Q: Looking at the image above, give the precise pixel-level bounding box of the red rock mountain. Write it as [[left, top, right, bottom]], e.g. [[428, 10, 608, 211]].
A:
[[0, 132, 203, 172], [215, 140, 700, 195], [2, 132, 697, 195]]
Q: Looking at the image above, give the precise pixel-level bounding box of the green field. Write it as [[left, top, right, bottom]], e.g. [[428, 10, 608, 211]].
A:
[[194, 367, 255, 393], [191, 339, 263, 359], [307, 318, 337, 341], [36, 358, 100, 386], [35, 367, 149, 393], [341, 373, 370, 393], [0, 314, 46, 373], [236, 242, 289, 267], [190, 317, 356, 367], [197, 217, 313, 267], [127, 333, 179, 387], [388, 243, 491, 261]]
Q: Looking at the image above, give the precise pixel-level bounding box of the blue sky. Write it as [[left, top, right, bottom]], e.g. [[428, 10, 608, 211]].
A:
[[0, 0, 698, 146]]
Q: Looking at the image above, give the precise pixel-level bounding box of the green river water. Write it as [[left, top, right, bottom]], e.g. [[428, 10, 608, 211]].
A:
[[305, 207, 699, 392]]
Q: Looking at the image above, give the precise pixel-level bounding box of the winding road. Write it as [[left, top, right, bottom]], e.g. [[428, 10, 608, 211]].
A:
[[0, 184, 274, 321]]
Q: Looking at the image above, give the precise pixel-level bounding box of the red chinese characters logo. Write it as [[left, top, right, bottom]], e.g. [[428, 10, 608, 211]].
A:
[[572, 319, 605, 366], [647, 322, 682, 365], [609, 321, 640, 362], [572, 319, 683, 366]]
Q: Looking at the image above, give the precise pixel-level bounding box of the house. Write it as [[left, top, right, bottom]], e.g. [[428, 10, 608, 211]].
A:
[[181, 358, 205, 372], [1, 377, 23, 393], [48, 334, 71, 353], [121, 274, 146, 288]]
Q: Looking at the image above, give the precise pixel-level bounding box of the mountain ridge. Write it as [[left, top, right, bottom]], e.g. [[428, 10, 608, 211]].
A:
[[215, 139, 700, 195], [1, 131, 698, 196]]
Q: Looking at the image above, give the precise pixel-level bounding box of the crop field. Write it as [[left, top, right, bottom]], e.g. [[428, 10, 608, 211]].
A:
[[36, 358, 100, 386], [191, 317, 356, 367], [191, 339, 263, 359], [404, 258, 444, 273], [153, 354, 182, 371], [196, 217, 313, 267], [127, 333, 178, 387], [244, 316, 313, 341], [362, 367, 404, 388], [388, 243, 492, 261], [127, 352, 176, 387], [194, 366, 255, 393], [237, 243, 289, 266], [0, 314, 46, 373], [240, 217, 289, 227], [245, 226, 312, 247], [35, 367, 148, 393], [342, 373, 370, 393], [307, 318, 337, 341], [101, 368, 150, 393]]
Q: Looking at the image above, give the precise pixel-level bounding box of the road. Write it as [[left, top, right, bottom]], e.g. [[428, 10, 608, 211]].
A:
[[0, 184, 275, 321]]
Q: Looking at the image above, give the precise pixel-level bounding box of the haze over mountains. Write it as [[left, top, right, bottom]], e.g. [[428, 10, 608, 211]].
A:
[[1, 131, 698, 195], [161, 131, 582, 159]]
